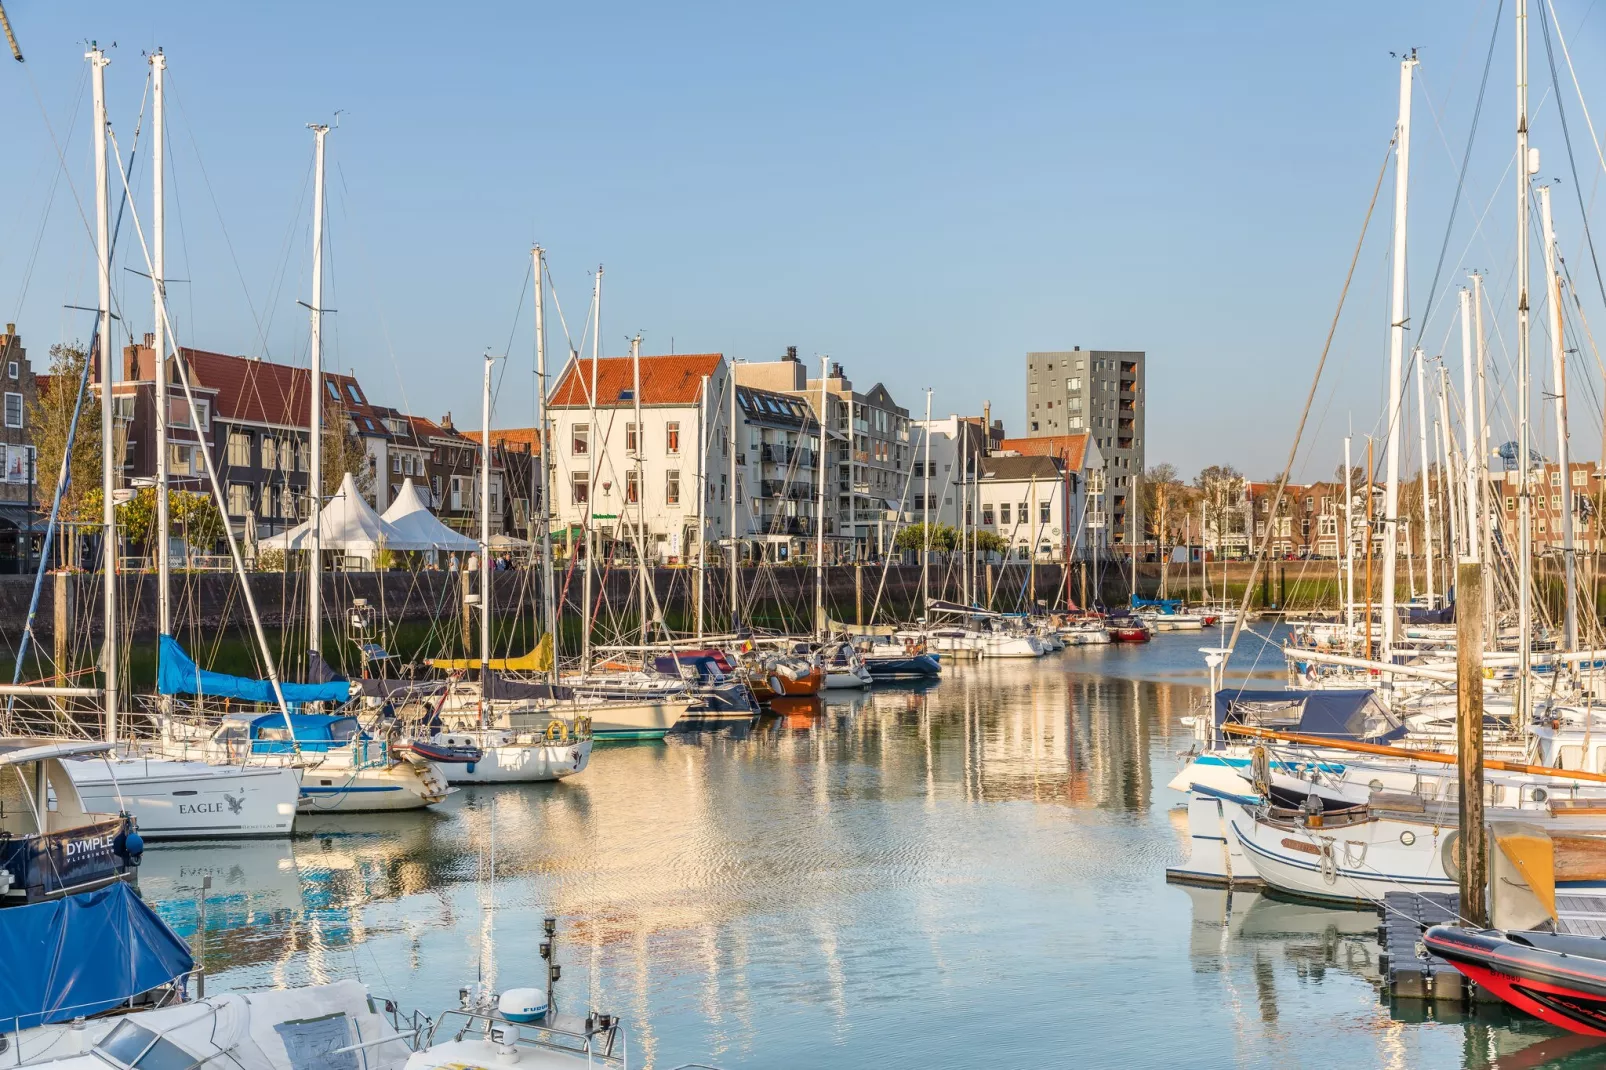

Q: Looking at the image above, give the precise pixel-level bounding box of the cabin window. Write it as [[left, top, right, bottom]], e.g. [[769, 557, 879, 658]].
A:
[[1560, 745, 1585, 771], [96, 1019, 199, 1070]]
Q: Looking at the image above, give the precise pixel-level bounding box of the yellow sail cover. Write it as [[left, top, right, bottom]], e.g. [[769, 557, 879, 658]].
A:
[[1494, 824, 1557, 922], [427, 633, 553, 672]]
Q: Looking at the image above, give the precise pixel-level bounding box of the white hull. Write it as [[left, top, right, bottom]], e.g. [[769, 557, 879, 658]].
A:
[[434, 729, 592, 783], [824, 670, 872, 689], [978, 636, 1045, 658], [298, 761, 451, 812], [67, 757, 301, 839]]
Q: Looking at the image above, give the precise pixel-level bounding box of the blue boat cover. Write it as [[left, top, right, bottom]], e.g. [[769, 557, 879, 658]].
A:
[[158, 635, 350, 704], [1131, 597, 1184, 613], [242, 713, 363, 754], [0, 882, 192, 1029], [1214, 688, 1406, 744]]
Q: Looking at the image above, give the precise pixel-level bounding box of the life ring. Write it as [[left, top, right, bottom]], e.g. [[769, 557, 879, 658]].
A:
[[545, 719, 569, 743]]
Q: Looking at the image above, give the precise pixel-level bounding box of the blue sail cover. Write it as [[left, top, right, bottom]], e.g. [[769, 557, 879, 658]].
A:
[[158, 635, 350, 704], [1214, 688, 1406, 744], [1131, 597, 1184, 613], [0, 882, 193, 1029]]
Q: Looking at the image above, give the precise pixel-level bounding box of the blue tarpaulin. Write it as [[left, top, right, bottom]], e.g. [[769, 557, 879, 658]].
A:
[[158, 635, 350, 704], [1131, 597, 1185, 613], [0, 882, 192, 1029]]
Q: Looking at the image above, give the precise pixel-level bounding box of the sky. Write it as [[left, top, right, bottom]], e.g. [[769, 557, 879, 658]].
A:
[[4, 1, 1606, 484]]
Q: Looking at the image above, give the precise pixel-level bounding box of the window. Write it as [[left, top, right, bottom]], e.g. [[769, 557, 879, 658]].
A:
[[489, 476, 501, 515], [1553, 494, 1562, 511], [1018, 501, 1027, 522], [1040, 502, 1050, 523], [1575, 469, 1589, 487], [626, 422, 638, 453], [3, 392, 21, 429], [982, 506, 995, 526], [626, 469, 640, 503], [282, 486, 299, 519], [665, 469, 682, 505], [227, 431, 251, 466], [227, 482, 251, 516], [433, 475, 443, 501], [572, 423, 589, 455], [1505, 496, 1516, 511], [345, 382, 364, 406], [5, 361, 16, 379], [167, 396, 208, 430], [392, 455, 402, 474], [450, 475, 469, 511], [1551, 471, 1563, 486], [168, 443, 195, 475], [326, 380, 341, 400], [112, 395, 134, 421], [572, 473, 589, 505], [1000, 503, 1011, 525], [296, 441, 309, 472], [666, 422, 681, 454], [257, 483, 273, 518]]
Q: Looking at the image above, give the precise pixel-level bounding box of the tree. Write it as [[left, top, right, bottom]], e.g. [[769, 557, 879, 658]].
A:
[[974, 530, 1008, 555], [27, 343, 102, 526], [1195, 465, 1246, 558], [114, 487, 224, 554], [322, 398, 374, 499], [1140, 463, 1195, 595], [895, 522, 958, 553]]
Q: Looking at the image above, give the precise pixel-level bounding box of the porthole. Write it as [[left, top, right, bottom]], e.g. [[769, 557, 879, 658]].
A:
[[1534, 787, 1549, 803], [1400, 830, 1416, 846], [1369, 779, 1384, 792]]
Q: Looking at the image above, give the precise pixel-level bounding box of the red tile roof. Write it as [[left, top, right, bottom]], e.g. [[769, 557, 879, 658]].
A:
[[998, 434, 1090, 471], [550, 354, 723, 408], [462, 428, 542, 454]]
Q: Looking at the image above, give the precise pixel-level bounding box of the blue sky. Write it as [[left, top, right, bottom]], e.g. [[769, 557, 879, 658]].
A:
[[3, 1, 1606, 482]]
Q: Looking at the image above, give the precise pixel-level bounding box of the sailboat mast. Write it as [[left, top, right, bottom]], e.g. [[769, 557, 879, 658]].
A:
[[1381, 54, 1417, 660], [1539, 184, 1578, 650], [696, 373, 709, 640], [480, 355, 493, 675], [631, 333, 646, 648], [729, 368, 739, 630], [1344, 435, 1355, 635], [1459, 288, 1479, 560], [1436, 368, 1460, 569], [151, 50, 170, 641], [90, 45, 117, 743], [1517, 0, 1534, 712], [815, 356, 828, 639], [921, 389, 931, 616], [533, 247, 556, 679], [1415, 349, 1435, 606], [581, 268, 600, 669], [307, 123, 329, 657]]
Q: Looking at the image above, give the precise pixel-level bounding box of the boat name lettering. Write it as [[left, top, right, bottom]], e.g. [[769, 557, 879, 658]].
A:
[[1279, 838, 1322, 856], [64, 832, 117, 858]]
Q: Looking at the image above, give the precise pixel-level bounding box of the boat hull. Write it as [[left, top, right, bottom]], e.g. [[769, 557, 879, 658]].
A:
[[1425, 926, 1606, 1036], [67, 759, 301, 839], [432, 731, 592, 784], [863, 655, 942, 678]]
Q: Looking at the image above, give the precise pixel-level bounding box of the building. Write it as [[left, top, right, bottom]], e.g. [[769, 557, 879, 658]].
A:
[[461, 427, 540, 538], [1492, 461, 1606, 552], [0, 325, 39, 572], [736, 348, 911, 559], [974, 454, 1081, 561], [993, 434, 1103, 561], [1024, 348, 1145, 543], [547, 352, 734, 563], [404, 414, 505, 537], [732, 383, 820, 560]]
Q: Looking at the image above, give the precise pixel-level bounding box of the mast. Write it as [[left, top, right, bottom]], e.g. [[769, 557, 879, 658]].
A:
[[1539, 183, 1578, 650], [533, 247, 556, 680], [1459, 288, 1479, 558], [846, 392, 855, 563], [921, 388, 932, 617], [480, 355, 493, 688], [307, 123, 329, 657], [630, 333, 646, 648], [90, 45, 117, 743], [1474, 272, 1494, 643], [1436, 368, 1461, 570], [1380, 53, 1417, 660], [815, 356, 828, 639], [729, 368, 739, 630], [1343, 435, 1355, 635], [1517, 0, 1534, 714], [151, 49, 170, 642], [581, 268, 600, 669], [1415, 349, 1435, 607], [961, 428, 971, 605], [696, 373, 710, 640]]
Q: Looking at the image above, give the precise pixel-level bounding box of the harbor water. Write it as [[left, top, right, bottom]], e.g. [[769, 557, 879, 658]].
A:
[[134, 631, 1592, 1068]]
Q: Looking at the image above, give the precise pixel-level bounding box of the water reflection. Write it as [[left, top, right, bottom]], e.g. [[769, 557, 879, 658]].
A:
[[125, 638, 1606, 1067]]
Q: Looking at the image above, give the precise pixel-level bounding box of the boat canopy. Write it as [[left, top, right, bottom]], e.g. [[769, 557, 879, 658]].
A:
[[1213, 688, 1406, 744], [0, 882, 192, 1029], [158, 636, 351, 704], [479, 671, 573, 702], [238, 713, 363, 753], [1132, 597, 1184, 613], [1408, 604, 1455, 625]]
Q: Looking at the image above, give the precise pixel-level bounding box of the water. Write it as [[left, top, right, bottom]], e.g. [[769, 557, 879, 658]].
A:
[[132, 631, 1602, 1068]]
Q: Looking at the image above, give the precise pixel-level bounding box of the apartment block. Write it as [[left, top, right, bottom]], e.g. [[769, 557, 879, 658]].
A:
[[1025, 348, 1145, 542]]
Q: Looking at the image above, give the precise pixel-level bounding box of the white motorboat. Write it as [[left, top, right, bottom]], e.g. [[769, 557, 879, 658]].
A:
[[432, 727, 592, 784], [65, 756, 301, 839], [822, 644, 873, 689]]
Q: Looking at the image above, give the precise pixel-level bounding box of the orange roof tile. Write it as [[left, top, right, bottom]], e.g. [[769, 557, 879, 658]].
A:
[[462, 428, 542, 454], [998, 434, 1090, 470], [550, 354, 723, 408]]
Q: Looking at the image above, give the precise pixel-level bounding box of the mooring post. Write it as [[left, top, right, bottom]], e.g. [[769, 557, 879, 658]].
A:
[[855, 561, 863, 627], [1457, 556, 1488, 926], [53, 570, 71, 690]]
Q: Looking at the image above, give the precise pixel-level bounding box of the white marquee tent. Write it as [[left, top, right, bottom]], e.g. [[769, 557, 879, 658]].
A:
[[261, 473, 435, 557], [380, 478, 481, 553]]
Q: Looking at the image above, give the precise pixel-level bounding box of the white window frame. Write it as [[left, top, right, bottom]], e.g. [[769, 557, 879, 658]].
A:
[[3, 392, 21, 429]]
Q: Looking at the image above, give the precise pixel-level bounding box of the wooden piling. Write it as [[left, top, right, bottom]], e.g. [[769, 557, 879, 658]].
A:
[[1457, 557, 1488, 927], [53, 570, 71, 689], [854, 562, 863, 627], [985, 563, 995, 609]]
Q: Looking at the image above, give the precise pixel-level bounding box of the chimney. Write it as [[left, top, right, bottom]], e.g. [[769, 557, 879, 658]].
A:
[[784, 346, 798, 363], [1073, 345, 1080, 351], [123, 340, 147, 381], [830, 362, 843, 379], [441, 412, 453, 430]]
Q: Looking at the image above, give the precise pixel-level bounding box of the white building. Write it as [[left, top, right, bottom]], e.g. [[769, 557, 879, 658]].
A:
[[548, 352, 734, 563]]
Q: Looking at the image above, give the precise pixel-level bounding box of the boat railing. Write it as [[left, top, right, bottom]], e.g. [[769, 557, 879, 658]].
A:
[[427, 1007, 625, 1066]]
